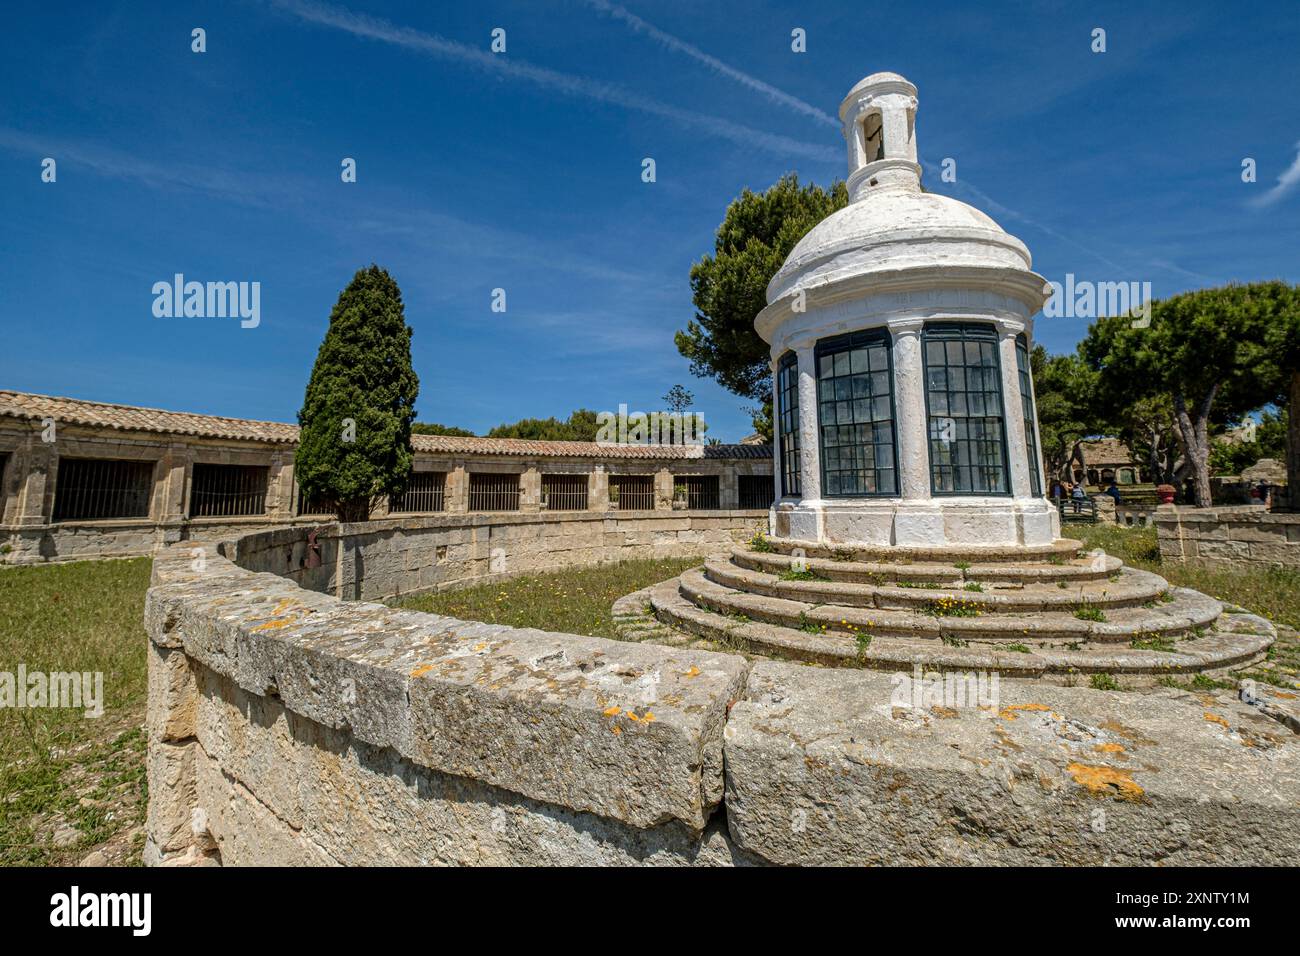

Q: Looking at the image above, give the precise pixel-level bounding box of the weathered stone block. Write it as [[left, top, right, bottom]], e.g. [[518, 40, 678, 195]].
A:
[[725, 662, 1300, 866]]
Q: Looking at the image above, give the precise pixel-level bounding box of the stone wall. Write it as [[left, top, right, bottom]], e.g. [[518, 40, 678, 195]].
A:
[[145, 530, 1300, 867], [1155, 505, 1300, 569], [221, 510, 767, 601]]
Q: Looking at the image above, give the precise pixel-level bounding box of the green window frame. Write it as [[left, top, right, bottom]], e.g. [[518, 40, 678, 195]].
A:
[[776, 351, 801, 497], [923, 322, 1011, 495], [1015, 334, 1044, 497], [815, 329, 898, 497]]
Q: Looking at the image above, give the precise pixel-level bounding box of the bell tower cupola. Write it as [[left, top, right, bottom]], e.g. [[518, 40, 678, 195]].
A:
[[839, 72, 921, 201]]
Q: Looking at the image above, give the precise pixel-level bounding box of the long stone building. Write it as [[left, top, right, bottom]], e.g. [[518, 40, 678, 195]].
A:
[[0, 390, 772, 565]]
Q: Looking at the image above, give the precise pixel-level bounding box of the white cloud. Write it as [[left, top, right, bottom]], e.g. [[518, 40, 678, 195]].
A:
[[1251, 141, 1300, 208]]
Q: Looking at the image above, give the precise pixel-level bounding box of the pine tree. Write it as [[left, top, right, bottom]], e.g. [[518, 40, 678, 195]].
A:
[[295, 265, 419, 522]]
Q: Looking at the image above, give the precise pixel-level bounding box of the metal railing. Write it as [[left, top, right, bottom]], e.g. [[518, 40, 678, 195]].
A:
[[609, 475, 654, 510], [678, 475, 721, 509], [189, 464, 269, 518], [542, 474, 588, 511], [738, 475, 774, 510], [390, 471, 446, 513], [296, 484, 335, 517], [52, 457, 155, 521], [468, 473, 520, 511]]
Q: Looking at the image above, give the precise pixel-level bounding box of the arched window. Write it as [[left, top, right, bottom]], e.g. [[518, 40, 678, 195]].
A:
[[776, 352, 801, 497], [1015, 333, 1044, 497], [815, 329, 897, 496], [923, 323, 1010, 495]]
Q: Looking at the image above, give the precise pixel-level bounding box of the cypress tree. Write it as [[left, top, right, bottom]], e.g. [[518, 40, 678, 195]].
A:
[[295, 265, 419, 523]]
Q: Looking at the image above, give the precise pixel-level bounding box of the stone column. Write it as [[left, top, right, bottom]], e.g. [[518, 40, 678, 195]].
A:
[[520, 466, 541, 513], [15, 434, 53, 526], [447, 464, 469, 514], [794, 345, 821, 500], [654, 467, 674, 510], [156, 443, 190, 546], [887, 318, 930, 500], [996, 321, 1032, 498], [589, 465, 610, 512]]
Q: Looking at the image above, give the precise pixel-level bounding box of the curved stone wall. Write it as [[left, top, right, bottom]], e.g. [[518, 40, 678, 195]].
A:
[[145, 518, 1300, 867]]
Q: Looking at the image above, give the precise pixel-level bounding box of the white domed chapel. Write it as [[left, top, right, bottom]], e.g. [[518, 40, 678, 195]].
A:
[[758, 72, 1059, 547]]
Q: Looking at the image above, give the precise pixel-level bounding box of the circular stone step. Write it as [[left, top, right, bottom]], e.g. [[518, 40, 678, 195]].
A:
[[677, 567, 1220, 646], [752, 535, 1083, 565], [706, 559, 1167, 613], [648, 576, 1271, 676], [730, 547, 1123, 586]]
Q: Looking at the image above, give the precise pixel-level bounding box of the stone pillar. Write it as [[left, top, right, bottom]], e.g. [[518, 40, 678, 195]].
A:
[[15, 435, 53, 526], [996, 321, 1032, 498], [155, 443, 190, 546], [447, 465, 469, 514], [267, 452, 293, 520], [720, 467, 738, 510], [795, 344, 821, 500], [887, 318, 929, 500], [589, 466, 610, 512], [520, 466, 541, 513], [654, 467, 674, 510]]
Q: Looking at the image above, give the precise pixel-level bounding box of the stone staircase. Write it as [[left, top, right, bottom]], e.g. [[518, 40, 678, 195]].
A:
[[633, 536, 1274, 678]]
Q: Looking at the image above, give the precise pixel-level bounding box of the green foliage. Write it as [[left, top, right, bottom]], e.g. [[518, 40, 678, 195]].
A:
[[296, 265, 419, 522], [1081, 281, 1300, 504], [663, 385, 694, 414], [1073, 603, 1107, 622], [748, 533, 774, 553], [1089, 673, 1121, 691], [676, 174, 848, 401], [487, 409, 601, 442], [1031, 345, 1104, 479], [1208, 409, 1288, 475], [779, 567, 826, 582], [411, 422, 476, 437]]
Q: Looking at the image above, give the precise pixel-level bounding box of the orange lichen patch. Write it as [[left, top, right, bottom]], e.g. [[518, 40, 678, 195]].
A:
[[602, 705, 622, 717], [472, 642, 488, 652], [1204, 712, 1231, 729], [1275, 691, 1297, 700], [930, 706, 959, 719], [1065, 762, 1145, 802], [641, 711, 656, 723], [610, 724, 622, 736], [626, 712, 641, 722], [250, 615, 299, 632], [1094, 743, 1126, 754], [998, 703, 1052, 721], [683, 666, 701, 679], [409, 664, 435, 679]]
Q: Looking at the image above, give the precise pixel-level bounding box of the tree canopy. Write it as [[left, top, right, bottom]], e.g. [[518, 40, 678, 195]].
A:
[[1081, 281, 1299, 505], [295, 265, 419, 522], [676, 174, 847, 404]]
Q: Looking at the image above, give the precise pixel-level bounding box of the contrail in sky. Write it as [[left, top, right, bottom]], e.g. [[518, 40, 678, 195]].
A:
[[270, 0, 837, 163]]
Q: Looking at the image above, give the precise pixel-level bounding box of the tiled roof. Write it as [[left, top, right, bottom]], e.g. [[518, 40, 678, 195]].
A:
[[0, 390, 772, 460], [0, 390, 299, 443]]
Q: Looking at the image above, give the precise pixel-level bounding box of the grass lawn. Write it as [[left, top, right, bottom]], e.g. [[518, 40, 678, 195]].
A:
[[0, 558, 151, 866], [1072, 523, 1300, 631], [391, 556, 707, 637]]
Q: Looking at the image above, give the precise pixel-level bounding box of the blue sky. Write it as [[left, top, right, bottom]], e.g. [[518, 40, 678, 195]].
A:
[[2, 0, 1298, 440]]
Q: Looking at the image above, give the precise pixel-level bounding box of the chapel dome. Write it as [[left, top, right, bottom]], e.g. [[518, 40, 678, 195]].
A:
[[761, 71, 1045, 313], [765, 188, 1034, 303]]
